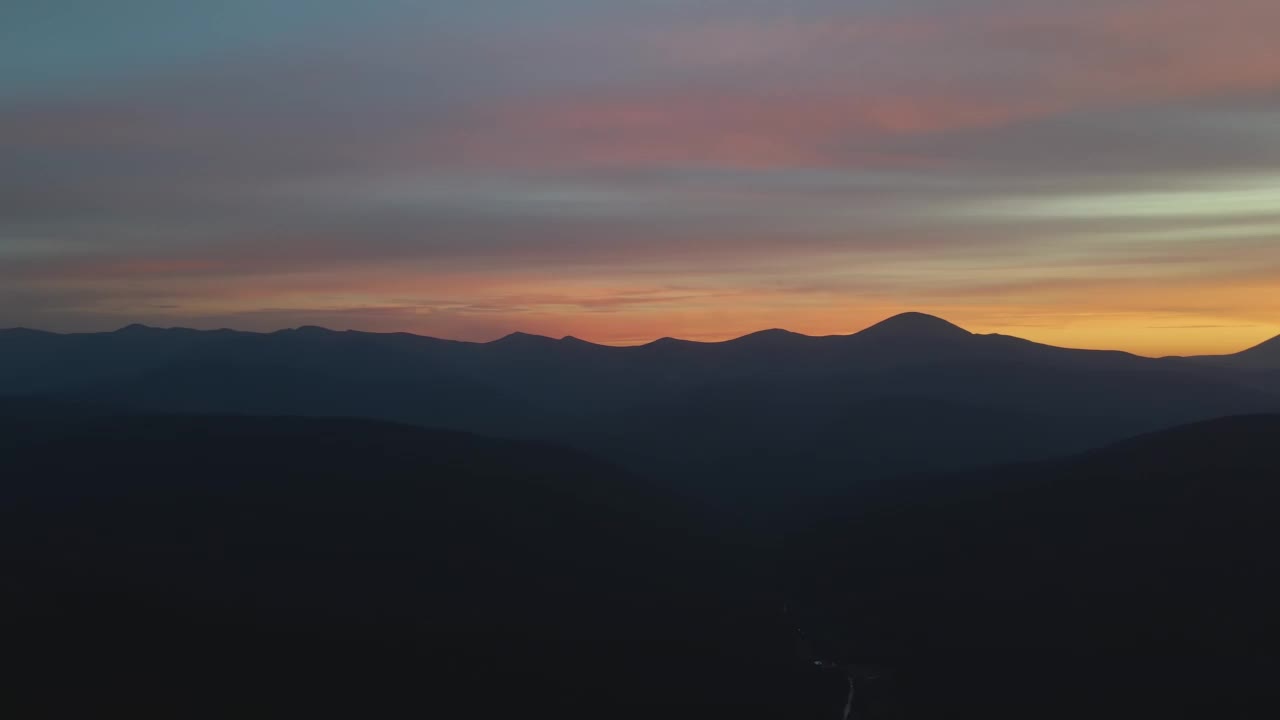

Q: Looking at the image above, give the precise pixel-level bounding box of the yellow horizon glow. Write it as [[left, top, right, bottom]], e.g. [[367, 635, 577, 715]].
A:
[[533, 312, 1278, 358], [46, 252, 1280, 358]]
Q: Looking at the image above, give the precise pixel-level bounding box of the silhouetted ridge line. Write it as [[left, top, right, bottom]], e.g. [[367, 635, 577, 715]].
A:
[[489, 331, 561, 347], [560, 335, 606, 348], [724, 328, 809, 347], [1185, 331, 1280, 368], [1089, 413, 1280, 458], [854, 312, 972, 341], [17, 311, 974, 347], [1241, 334, 1280, 356], [6, 313, 1275, 360]]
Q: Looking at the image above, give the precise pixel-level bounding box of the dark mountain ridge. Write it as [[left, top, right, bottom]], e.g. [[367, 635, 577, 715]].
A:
[[0, 311, 1179, 351], [787, 414, 1280, 718], [3, 405, 1277, 717], [4, 313, 1277, 514], [1189, 333, 1280, 370], [854, 311, 973, 341], [5, 313, 1267, 379], [0, 412, 795, 717]]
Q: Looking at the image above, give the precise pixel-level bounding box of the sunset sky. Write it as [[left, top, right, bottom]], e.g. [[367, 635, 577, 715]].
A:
[[3, 1, 1279, 356]]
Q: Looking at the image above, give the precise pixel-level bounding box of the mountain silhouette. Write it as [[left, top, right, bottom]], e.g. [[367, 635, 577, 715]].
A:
[[1200, 333, 1280, 369], [2, 313, 1277, 518], [2, 315, 1276, 717], [488, 330, 561, 347], [3, 402, 1277, 717], [852, 311, 972, 341], [787, 414, 1280, 718], [1244, 333, 1280, 358], [714, 327, 809, 351], [0, 411, 803, 717], [113, 322, 158, 334], [0, 327, 55, 338]]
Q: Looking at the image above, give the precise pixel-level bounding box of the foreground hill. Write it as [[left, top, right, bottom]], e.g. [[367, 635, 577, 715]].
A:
[[3, 406, 1278, 717], [787, 415, 1280, 718], [4, 314, 1278, 510], [0, 412, 801, 717]]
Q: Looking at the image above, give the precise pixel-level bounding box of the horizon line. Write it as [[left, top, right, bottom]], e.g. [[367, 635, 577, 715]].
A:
[[3, 311, 1274, 359]]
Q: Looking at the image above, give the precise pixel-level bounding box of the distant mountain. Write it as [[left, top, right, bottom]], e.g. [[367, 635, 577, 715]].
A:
[[1189, 333, 1280, 370], [787, 414, 1280, 718], [4, 314, 1278, 513], [854, 311, 973, 341], [1245, 334, 1280, 364], [0, 411, 803, 717], [0, 324, 257, 394]]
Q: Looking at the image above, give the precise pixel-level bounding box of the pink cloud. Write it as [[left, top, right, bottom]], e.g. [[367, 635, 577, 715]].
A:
[[445, 93, 1036, 171], [435, 0, 1280, 172], [11, 1, 1278, 176]]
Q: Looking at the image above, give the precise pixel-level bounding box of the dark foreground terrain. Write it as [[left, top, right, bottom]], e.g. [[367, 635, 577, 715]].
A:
[[0, 410, 784, 717], [2, 403, 1279, 717], [788, 414, 1280, 718]]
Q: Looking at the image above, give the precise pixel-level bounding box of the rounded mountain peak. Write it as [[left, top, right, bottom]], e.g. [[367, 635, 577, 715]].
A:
[[724, 328, 808, 348], [489, 331, 557, 347], [115, 323, 159, 334], [856, 312, 971, 341], [276, 325, 335, 336]]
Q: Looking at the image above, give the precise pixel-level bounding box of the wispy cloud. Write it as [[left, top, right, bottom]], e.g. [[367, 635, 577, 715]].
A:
[[2, 0, 1279, 354]]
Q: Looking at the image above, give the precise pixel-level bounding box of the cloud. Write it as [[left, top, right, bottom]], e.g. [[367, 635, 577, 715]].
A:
[[3, 0, 1280, 354]]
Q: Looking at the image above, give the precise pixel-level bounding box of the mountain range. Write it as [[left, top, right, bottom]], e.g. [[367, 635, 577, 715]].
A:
[[787, 413, 1280, 718], [4, 313, 1278, 518], [0, 412, 743, 716], [3, 313, 1280, 716]]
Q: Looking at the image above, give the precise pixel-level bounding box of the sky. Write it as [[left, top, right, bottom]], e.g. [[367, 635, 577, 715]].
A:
[[3, 0, 1279, 356]]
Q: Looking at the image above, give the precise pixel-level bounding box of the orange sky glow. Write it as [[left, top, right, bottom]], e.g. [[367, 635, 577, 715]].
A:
[[3, 0, 1279, 356]]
